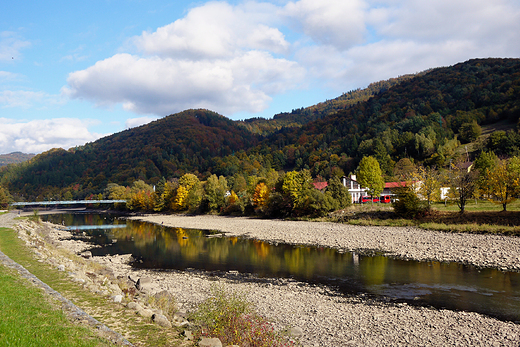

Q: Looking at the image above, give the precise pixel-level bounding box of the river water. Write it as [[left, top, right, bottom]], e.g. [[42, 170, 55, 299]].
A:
[[42, 213, 520, 322]]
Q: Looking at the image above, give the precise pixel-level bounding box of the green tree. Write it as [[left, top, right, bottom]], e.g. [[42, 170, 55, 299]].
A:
[[356, 156, 384, 199], [473, 151, 498, 198], [447, 160, 479, 214], [0, 185, 12, 209], [282, 170, 313, 213], [485, 157, 520, 211], [415, 166, 441, 209], [203, 175, 228, 212], [327, 176, 351, 209], [459, 121, 482, 144]]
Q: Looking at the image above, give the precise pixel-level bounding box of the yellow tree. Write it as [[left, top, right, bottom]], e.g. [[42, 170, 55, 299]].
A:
[[173, 185, 189, 211], [172, 173, 201, 211], [252, 182, 270, 211], [485, 157, 520, 211]]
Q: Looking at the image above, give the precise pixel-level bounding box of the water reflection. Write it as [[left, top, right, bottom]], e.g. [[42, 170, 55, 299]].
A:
[[42, 213, 520, 322]]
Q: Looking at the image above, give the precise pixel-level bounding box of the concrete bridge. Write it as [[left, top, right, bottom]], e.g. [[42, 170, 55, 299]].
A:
[[10, 200, 127, 207]]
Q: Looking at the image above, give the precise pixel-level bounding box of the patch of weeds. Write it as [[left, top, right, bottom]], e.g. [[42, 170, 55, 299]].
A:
[[190, 285, 297, 347]]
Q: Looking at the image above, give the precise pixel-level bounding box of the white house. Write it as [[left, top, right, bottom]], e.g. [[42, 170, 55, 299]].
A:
[[342, 175, 367, 203]]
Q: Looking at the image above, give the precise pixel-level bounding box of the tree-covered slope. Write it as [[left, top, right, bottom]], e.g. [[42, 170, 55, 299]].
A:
[[0, 152, 34, 166], [237, 73, 421, 135], [1, 109, 260, 199], [261, 58, 520, 174], [2, 58, 520, 200]]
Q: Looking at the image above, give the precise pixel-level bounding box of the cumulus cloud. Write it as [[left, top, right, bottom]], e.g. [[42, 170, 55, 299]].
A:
[[0, 118, 105, 154], [64, 0, 520, 118], [283, 0, 367, 49]]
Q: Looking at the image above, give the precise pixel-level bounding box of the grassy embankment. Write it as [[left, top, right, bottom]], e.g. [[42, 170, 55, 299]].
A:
[[0, 223, 188, 347], [0, 225, 114, 347], [330, 200, 520, 235]]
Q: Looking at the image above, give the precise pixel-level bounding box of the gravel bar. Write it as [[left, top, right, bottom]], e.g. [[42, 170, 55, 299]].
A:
[[130, 214, 520, 271]]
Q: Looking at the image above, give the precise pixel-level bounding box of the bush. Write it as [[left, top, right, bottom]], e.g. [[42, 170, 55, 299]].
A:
[[392, 187, 427, 217], [190, 285, 295, 347]]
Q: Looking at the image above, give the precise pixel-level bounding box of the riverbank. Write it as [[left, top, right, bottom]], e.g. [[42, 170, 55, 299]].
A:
[[124, 214, 520, 346], [130, 214, 520, 271], [3, 212, 520, 346]]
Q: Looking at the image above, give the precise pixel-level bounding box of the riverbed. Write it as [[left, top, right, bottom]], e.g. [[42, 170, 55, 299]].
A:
[[3, 211, 520, 346]]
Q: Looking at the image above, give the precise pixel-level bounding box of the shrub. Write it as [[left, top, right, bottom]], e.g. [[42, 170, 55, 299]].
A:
[[190, 285, 295, 347], [392, 187, 427, 217]]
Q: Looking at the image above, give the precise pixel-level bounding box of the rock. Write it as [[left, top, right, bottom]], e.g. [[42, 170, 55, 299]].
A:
[[152, 313, 172, 328], [172, 313, 190, 327], [199, 337, 223, 347], [127, 302, 143, 311], [184, 330, 194, 341], [136, 277, 152, 291], [137, 308, 154, 318], [57, 264, 65, 271], [113, 295, 123, 303], [80, 251, 92, 259], [289, 326, 304, 337]]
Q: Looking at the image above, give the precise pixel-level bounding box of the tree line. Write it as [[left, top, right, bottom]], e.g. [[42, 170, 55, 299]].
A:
[[102, 169, 351, 218]]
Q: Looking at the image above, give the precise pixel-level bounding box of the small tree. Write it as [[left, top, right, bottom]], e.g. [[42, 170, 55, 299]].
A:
[[485, 157, 520, 211], [0, 185, 12, 209], [356, 156, 384, 200], [415, 165, 441, 209], [252, 182, 270, 213], [447, 160, 479, 214], [327, 176, 351, 209]]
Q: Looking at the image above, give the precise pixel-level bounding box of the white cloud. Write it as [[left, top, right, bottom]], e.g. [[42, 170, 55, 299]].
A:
[[283, 0, 367, 49], [65, 1, 304, 117], [0, 118, 105, 154], [0, 31, 31, 61], [0, 90, 64, 109], [125, 116, 159, 129], [66, 50, 304, 116], [64, 0, 520, 119], [133, 2, 289, 59]]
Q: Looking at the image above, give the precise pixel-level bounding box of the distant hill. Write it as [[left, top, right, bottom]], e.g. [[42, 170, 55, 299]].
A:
[[1, 58, 519, 200], [237, 73, 422, 135], [0, 152, 34, 166]]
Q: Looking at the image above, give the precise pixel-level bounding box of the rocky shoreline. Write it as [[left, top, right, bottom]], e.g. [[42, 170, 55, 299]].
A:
[[2, 212, 520, 346]]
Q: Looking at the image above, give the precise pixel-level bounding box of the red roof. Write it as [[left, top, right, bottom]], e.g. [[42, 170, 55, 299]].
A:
[[385, 181, 408, 188], [312, 182, 328, 190], [385, 181, 419, 189]]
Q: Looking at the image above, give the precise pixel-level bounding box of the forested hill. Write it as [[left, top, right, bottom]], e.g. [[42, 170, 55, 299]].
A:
[[0, 152, 34, 166], [0, 110, 261, 199], [1, 58, 520, 200], [257, 58, 520, 175], [237, 73, 421, 135]]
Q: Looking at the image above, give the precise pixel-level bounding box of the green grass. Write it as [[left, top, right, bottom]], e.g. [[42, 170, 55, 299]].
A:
[[0, 226, 186, 347], [431, 199, 520, 212], [0, 260, 111, 347]]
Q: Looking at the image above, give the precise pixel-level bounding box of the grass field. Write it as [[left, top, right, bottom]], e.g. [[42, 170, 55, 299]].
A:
[[0, 226, 186, 347], [333, 199, 520, 235], [0, 242, 112, 346]]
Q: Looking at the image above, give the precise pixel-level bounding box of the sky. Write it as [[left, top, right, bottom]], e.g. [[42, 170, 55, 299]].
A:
[[1, 0, 520, 155]]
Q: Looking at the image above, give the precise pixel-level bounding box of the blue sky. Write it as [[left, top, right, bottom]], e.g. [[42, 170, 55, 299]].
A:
[[1, 0, 520, 154]]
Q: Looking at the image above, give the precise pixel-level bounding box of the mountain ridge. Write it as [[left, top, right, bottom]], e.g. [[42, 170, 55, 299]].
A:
[[2, 58, 519, 200]]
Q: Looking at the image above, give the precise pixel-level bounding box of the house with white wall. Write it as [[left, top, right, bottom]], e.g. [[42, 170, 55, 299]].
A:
[[342, 175, 366, 203]]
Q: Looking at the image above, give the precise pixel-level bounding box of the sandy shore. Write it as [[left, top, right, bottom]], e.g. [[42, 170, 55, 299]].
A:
[[3, 212, 520, 346]]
